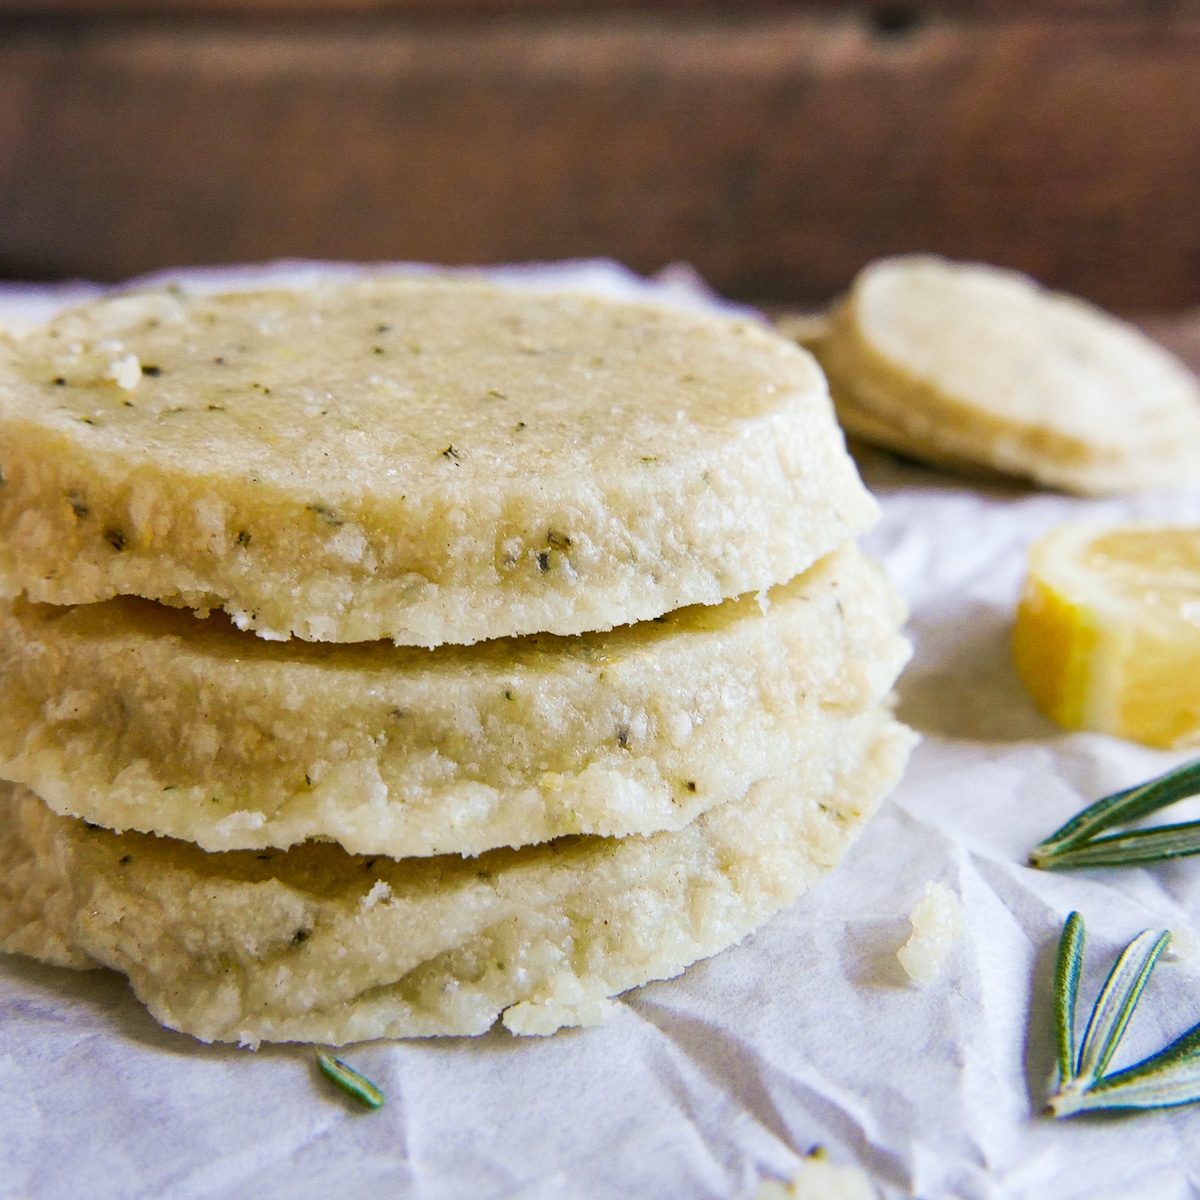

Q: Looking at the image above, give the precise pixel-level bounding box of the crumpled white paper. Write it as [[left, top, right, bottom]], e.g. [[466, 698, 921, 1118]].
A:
[[4, 261, 1200, 1200]]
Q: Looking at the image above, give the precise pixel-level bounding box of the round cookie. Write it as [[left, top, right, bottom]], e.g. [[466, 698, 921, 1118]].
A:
[[815, 256, 1200, 495], [0, 276, 876, 644], [0, 710, 916, 1045], [0, 544, 909, 858], [829, 383, 1013, 485]]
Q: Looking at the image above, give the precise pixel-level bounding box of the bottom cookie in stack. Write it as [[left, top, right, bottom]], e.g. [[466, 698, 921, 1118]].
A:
[[0, 707, 914, 1046], [0, 542, 915, 1044]]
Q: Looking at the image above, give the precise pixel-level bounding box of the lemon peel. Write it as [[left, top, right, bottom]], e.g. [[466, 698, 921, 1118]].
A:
[[1014, 523, 1200, 748]]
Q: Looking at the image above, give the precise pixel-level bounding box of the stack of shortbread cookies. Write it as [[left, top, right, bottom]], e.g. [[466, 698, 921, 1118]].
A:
[[0, 276, 914, 1045], [791, 255, 1200, 494]]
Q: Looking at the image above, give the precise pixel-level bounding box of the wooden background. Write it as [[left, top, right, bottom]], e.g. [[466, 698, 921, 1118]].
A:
[[2, 0, 1200, 306]]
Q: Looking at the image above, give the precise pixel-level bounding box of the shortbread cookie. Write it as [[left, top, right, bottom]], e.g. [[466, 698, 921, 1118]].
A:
[[0, 277, 876, 644], [814, 256, 1200, 495], [830, 385, 1012, 484], [0, 710, 916, 1045], [0, 544, 908, 857], [773, 311, 831, 354]]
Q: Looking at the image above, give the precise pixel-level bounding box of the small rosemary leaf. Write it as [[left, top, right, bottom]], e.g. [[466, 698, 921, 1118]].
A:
[[1053, 1075, 1200, 1116], [1034, 821, 1200, 871], [1033, 758, 1200, 861], [1077, 929, 1171, 1082], [1054, 912, 1086, 1085], [1077, 1023, 1200, 1112], [314, 1048, 385, 1110]]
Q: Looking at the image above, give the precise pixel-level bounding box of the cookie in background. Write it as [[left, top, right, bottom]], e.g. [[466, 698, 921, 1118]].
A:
[[779, 256, 1200, 495]]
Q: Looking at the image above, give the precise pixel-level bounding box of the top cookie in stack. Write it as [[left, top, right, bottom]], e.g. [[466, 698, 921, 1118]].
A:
[[0, 275, 915, 1045], [0, 276, 876, 644]]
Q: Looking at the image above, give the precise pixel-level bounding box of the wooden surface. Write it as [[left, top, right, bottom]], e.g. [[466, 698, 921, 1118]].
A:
[[1138, 313, 1200, 375], [3, 2, 1199, 14], [3, 7, 1200, 304]]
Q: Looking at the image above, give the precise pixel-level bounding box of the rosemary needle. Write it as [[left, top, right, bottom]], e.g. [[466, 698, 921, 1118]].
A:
[[314, 1048, 385, 1110], [1052, 911, 1084, 1089]]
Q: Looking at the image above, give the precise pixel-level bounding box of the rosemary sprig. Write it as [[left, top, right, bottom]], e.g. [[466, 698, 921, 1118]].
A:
[[1045, 912, 1200, 1117], [1031, 758, 1200, 870], [314, 1048, 385, 1110]]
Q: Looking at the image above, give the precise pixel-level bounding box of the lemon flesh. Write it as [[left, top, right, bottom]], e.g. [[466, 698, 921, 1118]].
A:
[[1014, 524, 1200, 748]]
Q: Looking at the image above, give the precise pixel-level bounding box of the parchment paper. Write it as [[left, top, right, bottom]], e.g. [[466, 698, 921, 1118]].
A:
[[4, 261, 1200, 1200]]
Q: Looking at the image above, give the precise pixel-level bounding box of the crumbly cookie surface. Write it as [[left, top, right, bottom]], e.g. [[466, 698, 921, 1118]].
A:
[[0, 711, 916, 1045], [0, 544, 908, 857], [817, 256, 1200, 494], [0, 277, 876, 644]]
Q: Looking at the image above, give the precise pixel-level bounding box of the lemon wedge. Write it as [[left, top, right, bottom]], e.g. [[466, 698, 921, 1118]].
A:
[[1014, 523, 1200, 748]]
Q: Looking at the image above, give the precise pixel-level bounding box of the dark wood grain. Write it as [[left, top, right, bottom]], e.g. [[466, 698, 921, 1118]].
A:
[[3, 10, 1200, 306], [1138, 312, 1200, 374], [2, 2, 1198, 14]]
